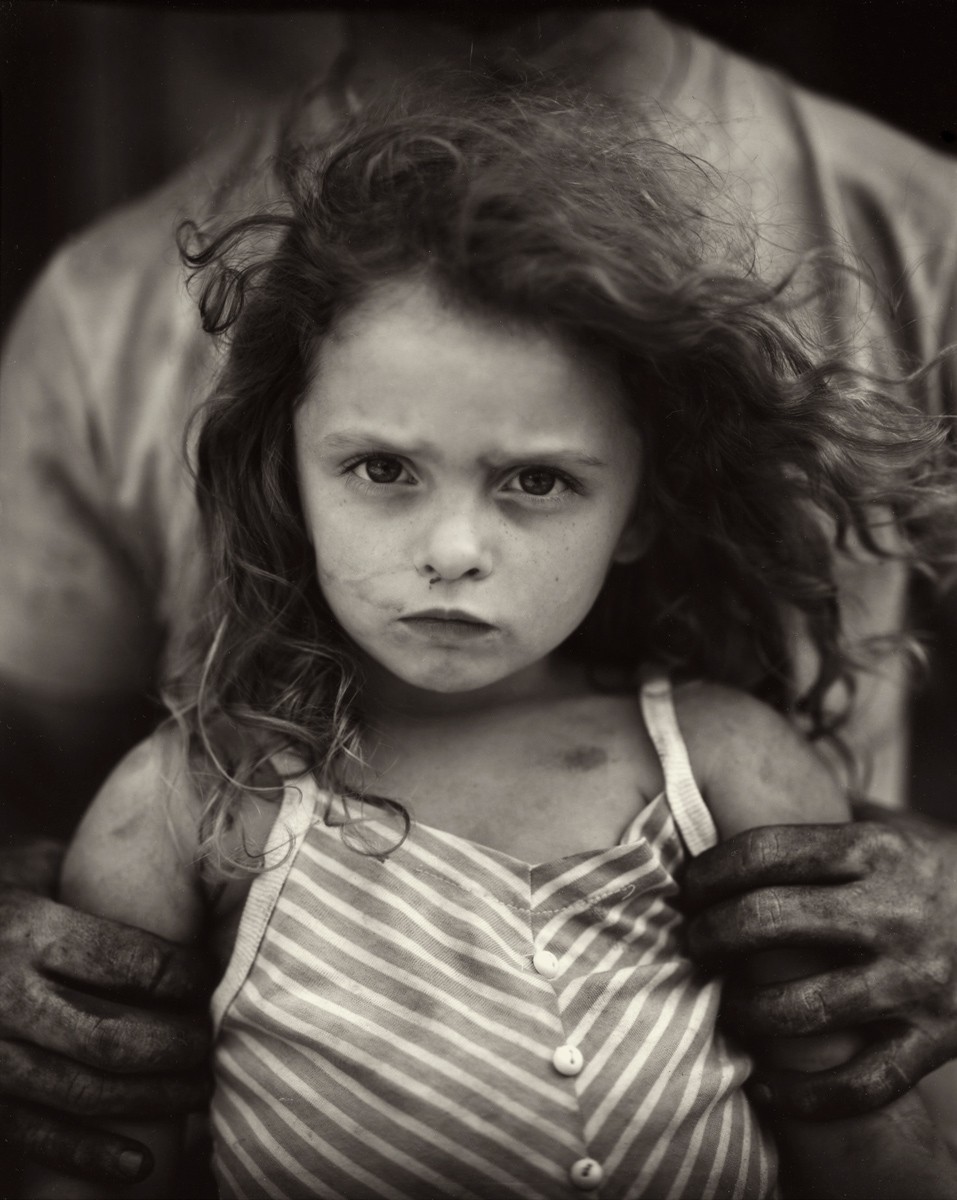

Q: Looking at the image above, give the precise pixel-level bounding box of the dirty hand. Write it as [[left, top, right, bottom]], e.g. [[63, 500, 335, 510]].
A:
[[0, 840, 211, 1184], [683, 804, 957, 1119]]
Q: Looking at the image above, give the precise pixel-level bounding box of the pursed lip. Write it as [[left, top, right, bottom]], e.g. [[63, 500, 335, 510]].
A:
[[400, 608, 496, 628]]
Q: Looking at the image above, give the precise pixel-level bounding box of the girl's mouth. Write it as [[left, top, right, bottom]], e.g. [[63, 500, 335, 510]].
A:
[[399, 610, 496, 639]]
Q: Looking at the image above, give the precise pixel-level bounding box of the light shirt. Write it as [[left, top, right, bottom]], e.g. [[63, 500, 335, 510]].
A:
[[211, 677, 777, 1199]]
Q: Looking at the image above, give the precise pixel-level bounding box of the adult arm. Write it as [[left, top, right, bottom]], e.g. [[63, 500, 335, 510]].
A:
[[0, 248, 171, 838], [683, 803, 957, 1118], [1, 254, 213, 1186]]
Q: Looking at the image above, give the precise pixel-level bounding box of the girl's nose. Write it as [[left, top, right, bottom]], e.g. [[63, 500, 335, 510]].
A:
[[414, 510, 492, 583]]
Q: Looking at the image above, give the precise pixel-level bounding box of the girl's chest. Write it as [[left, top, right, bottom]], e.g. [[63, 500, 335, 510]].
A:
[[209, 694, 666, 968], [371, 693, 665, 864]]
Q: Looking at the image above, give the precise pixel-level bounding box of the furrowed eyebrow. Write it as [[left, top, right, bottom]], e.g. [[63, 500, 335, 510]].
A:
[[481, 452, 609, 470], [317, 432, 609, 470], [317, 431, 436, 455]]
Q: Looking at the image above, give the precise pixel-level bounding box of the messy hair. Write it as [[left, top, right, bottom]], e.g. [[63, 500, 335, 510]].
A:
[[170, 71, 955, 872]]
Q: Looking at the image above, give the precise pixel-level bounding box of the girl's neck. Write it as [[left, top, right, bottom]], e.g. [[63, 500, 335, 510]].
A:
[[359, 653, 588, 729]]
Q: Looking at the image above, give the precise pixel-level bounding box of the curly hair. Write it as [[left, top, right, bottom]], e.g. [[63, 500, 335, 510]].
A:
[[169, 71, 955, 872]]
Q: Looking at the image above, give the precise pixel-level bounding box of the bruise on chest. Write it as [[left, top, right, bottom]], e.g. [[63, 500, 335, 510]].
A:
[[558, 745, 609, 772]]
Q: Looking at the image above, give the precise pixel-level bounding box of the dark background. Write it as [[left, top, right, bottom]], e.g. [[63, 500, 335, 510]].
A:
[[3, 1, 957, 334], [1, 0, 956, 817]]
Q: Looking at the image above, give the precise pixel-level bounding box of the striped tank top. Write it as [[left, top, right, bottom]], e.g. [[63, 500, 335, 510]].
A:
[[210, 677, 777, 1198]]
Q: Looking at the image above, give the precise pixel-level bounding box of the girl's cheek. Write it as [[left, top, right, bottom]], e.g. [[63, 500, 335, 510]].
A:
[[316, 555, 407, 601]]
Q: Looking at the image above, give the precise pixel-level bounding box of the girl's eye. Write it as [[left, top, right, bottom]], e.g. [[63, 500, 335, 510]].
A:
[[352, 456, 409, 485], [504, 468, 571, 498]]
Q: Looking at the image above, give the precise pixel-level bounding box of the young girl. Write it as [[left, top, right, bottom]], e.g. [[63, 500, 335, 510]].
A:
[[27, 76, 957, 1198]]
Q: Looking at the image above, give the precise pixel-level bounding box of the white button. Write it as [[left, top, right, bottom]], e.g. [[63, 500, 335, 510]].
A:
[[552, 1044, 584, 1076], [532, 949, 559, 979], [569, 1157, 603, 1191]]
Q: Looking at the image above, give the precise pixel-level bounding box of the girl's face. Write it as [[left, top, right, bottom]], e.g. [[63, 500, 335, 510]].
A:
[[294, 277, 644, 710]]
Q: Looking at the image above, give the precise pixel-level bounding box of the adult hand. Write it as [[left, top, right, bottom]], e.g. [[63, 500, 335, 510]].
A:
[[683, 803, 957, 1119], [0, 843, 212, 1184]]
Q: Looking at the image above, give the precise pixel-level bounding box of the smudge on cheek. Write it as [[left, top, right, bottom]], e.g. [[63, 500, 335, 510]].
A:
[[316, 560, 409, 612]]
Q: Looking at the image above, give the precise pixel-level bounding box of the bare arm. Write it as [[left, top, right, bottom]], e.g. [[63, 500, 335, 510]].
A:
[[684, 543, 957, 1120], [20, 731, 207, 1200], [678, 685, 957, 1198], [0, 833, 210, 1192]]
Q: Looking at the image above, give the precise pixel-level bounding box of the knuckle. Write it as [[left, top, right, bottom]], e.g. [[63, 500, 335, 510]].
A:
[[754, 980, 830, 1036], [63, 1070, 105, 1116], [738, 889, 787, 941], [737, 828, 780, 876], [85, 1018, 129, 1071], [119, 938, 168, 996], [844, 886, 883, 946], [864, 1054, 913, 1106], [788, 981, 832, 1034], [925, 950, 953, 994], [853, 822, 901, 871]]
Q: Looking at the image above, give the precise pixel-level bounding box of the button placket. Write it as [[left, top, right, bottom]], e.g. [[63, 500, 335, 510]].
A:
[[569, 1157, 603, 1191], [552, 1044, 584, 1077], [532, 948, 559, 979], [530, 899, 602, 1193]]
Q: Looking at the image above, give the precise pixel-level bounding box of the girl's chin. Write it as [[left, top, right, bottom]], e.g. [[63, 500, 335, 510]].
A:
[[382, 665, 513, 698], [352, 642, 509, 695], [360, 649, 566, 714]]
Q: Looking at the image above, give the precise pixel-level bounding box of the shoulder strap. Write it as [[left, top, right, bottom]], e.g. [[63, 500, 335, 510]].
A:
[[211, 775, 318, 1032], [639, 674, 718, 857]]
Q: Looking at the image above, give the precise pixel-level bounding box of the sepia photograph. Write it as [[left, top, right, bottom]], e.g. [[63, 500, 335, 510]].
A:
[[2, 2, 956, 1196]]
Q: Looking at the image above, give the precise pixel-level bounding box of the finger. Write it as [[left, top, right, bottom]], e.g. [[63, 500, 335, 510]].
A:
[[1, 1101, 153, 1184], [0, 1040, 210, 1117], [749, 1027, 937, 1120], [39, 906, 211, 1005], [4, 976, 210, 1073], [720, 961, 913, 1038], [687, 884, 874, 964], [683, 824, 862, 911]]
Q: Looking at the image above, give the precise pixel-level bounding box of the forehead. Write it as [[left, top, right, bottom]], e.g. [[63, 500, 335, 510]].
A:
[[302, 278, 635, 455]]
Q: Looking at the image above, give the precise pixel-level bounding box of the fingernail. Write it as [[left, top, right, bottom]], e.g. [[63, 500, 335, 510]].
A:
[[118, 1151, 145, 1180], [750, 1082, 773, 1106]]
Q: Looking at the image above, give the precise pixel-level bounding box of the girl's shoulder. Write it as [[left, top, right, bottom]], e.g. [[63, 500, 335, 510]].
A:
[[669, 681, 851, 838], [60, 723, 207, 943]]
